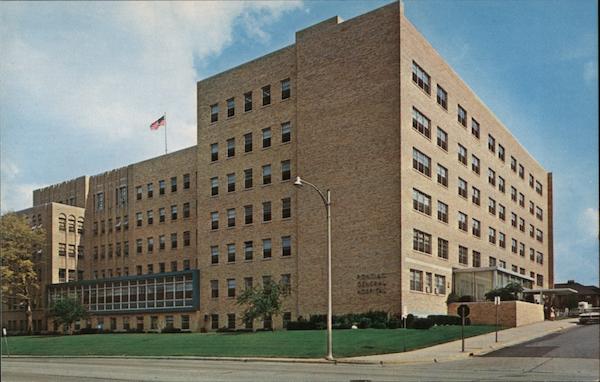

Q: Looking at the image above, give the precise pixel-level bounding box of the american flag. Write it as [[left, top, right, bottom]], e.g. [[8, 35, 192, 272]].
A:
[[150, 115, 166, 130]]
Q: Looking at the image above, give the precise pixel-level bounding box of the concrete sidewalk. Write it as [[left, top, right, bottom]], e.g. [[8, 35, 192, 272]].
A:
[[339, 319, 579, 365]]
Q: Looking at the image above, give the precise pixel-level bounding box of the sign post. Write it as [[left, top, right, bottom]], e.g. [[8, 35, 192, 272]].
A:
[[457, 304, 470, 353], [2, 328, 9, 357], [494, 296, 501, 343]]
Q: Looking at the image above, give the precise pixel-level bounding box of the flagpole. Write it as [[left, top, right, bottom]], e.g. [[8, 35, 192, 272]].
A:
[[164, 112, 168, 155]]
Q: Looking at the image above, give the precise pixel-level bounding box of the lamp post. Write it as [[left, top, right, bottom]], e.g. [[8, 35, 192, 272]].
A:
[[293, 176, 333, 361]]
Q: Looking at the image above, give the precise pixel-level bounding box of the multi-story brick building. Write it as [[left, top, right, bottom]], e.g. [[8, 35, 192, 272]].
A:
[[3, 2, 553, 332]]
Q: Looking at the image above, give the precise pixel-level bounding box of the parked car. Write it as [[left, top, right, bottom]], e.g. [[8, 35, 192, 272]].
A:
[[578, 307, 599, 324]]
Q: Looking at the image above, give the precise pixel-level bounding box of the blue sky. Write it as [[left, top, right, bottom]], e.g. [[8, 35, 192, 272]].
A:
[[1, 1, 597, 285]]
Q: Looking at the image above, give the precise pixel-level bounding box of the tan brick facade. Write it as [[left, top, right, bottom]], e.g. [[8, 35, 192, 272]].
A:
[[448, 301, 544, 327], [2, 2, 553, 333]]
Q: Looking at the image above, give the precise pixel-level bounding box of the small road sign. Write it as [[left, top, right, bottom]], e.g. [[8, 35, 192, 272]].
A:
[[457, 304, 470, 318]]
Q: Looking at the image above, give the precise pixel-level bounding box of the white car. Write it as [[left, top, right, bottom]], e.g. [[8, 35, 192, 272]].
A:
[[579, 307, 600, 324]]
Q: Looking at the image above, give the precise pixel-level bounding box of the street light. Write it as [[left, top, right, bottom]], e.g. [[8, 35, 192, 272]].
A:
[[293, 176, 333, 361]]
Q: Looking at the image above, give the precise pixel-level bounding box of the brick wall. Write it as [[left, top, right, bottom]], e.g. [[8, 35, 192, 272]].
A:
[[448, 300, 543, 327]]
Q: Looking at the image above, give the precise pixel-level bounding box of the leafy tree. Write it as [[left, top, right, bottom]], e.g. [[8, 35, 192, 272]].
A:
[[49, 297, 89, 333], [485, 282, 524, 302], [236, 280, 288, 330], [1, 212, 45, 334]]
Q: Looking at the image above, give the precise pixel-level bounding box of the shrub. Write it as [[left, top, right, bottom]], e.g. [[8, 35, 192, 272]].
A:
[[458, 295, 474, 302], [77, 328, 99, 335], [427, 315, 461, 326], [357, 317, 372, 329], [160, 327, 182, 333], [405, 314, 415, 329], [412, 318, 433, 330], [446, 292, 459, 304], [286, 321, 317, 330]]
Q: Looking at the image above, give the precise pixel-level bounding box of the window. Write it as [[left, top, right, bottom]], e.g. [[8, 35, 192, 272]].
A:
[[488, 227, 496, 244], [171, 205, 178, 220], [263, 201, 272, 222], [226, 138, 235, 158], [171, 233, 177, 249], [472, 251, 481, 267], [413, 188, 431, 215], [181, 315, 190, 330], [182, 203, 190, 219], [159, 180, 165, 195], [499, 260, 506, 269], [437, 201, 448, 223], [483, 169, 495, 188], [438, 238, 449, 259], [499, 232, 506, 248], [412, 61, 430, 93], [535, 181, 543, 196], [425, 273, 432, 293], [472, 218, 481, 237], [58, 215, 66, 231], [183, 173, 190, 189], [244, 241, 253, 261], [412, 107, 431, 138], [136, 239, 142, 254], [437, 164, 448, 186], [282, 197, 291, 219], [471, 118, 480, 139], [262, 164, 272, 185], [211, 280, 219, 298], [499, 204, 506, 220], [244, 91, 252, 112], [537, 274, 544, 287], [263, 239, 272, 258], [262, 128, 271, 148], [159, 208, 165, 223], [511, 156, 517, 172], [488, 197, 496, 215], [239, 169, 251, 190], [210, 103, 219, 122], [244, 277, 253, 290], [458, 246, 468, 265], [413, 229, 432, 254], [512, 265, 518, 273], [529, 224, 535, 238], [458, 178, 468, 198], [529, 201, 535, 215], [498, 176, 505, 193], [124, 241, 129, 256], [136, 212, 143, 227], [472, 187, 481, 205], [147, 183, 154, 198], [96, 192, 104, 211], [227, 173, 235, 192], [511, 238, 518, 253], [281, 78, 291, 99], [458, 144, 467, 165], [436, 127, 448, 151], [488, 134, 495, 153], [159, 235, 165, 250], [511, 186, 517, 202], [281, 122, 291, 143], [58, 243, 66, 256], [519, 217, 525, 232], [171, 176, 177, 192], [498, 144, 505, 161], [436, 85, 447, 109], [244, 205, 253, 224], [457, 105, 467, 127], [536, 229, 544, 242], [136, 186, 143, 200], [227, 243, 236, 262], [282, 236, 291, 256], [518, 192, 525, 208], [243, 133, 253, 153], [262, 85, 271, 105], [410, 269, 423, 291], [435, 274, 446, 294], [518, 164, 525, 179], [147, 210, 153, 225], [211, 211, 219, 230], [489, 256, 497, 267], [227, 208, 236, 227], [536, 252, 544, 265], [412, 148, 431, 176], [211, 246, 219, 264], [458, 211, 468, 231], [227, 98, 235, 117], [519, 242, 525, 257], [536, 206, 543, 221], [147, 237, 154, 253], [210, 143, 218, 161], [281, 160, 291, 181], [471, 155, 480, 174], [227, 279, 236, 298]]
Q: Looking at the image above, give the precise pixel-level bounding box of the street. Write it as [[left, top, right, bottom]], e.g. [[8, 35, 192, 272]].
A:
[[1, 325, 598, 382]]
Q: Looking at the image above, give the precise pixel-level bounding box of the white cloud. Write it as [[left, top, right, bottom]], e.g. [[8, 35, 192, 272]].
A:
[[579, 207, 599, 240], [0, 1, 302, 160], [0, 183, 42, 214], [583, 60, 598, 84]]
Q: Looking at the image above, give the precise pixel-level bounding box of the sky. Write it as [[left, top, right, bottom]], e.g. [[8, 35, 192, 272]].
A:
[[0, 0, 598, 285]]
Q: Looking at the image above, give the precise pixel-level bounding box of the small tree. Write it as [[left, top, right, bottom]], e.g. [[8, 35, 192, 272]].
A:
[[1, 212, 46, 334], [49, 297, 88, 333], [236, 280, 288, 330], [485, 282, 524, 302]]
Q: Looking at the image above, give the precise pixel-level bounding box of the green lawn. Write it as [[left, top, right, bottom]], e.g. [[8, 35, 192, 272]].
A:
[[0, 326, 496, 358]]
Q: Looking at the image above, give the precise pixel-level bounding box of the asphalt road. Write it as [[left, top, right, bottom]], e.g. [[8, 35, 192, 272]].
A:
[[2, 325, 598, 382]]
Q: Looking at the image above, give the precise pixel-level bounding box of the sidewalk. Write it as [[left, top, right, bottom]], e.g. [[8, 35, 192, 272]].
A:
[[339, 319, 579, 365]]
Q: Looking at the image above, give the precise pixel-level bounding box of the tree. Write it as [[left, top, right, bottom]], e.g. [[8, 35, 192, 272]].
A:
[[1, 212, 46, 334], [485, 282, 524, 302], [49, 297, 88, 333], [236, 280, 288, 330]]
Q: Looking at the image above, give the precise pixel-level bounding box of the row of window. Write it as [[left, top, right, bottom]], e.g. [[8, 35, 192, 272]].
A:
[[57, 269, 84, 283], [210, 161, 291, 196], [92, 259, 192, 279], [210, 122, 292, 162], [92, 231, 192, 260], [210, 236, 292, 264], [77, 315, 192, 331], [209, 312, 292, 330], [135, 174, 192, 201], [57, 215, 84, 233], [210, 198, 292, 229], [210, 274, 291, 300], [57, 243, 84, 258], [412, 61, 544, 197], [210, 79, 291, 123], [408, 269, 447, 295], [412, 228, 545, 266]]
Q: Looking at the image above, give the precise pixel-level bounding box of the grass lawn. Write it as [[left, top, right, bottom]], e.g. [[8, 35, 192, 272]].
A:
[[0, 326, 496, 358]]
